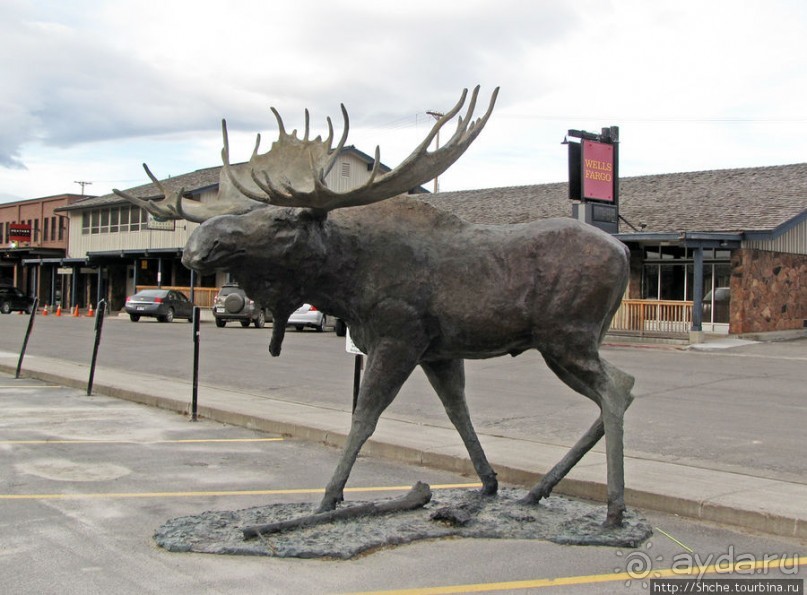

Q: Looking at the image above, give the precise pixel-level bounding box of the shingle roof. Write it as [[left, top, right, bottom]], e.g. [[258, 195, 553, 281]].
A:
[[423, 163, 807, 233], [63, 159, 807, 235]]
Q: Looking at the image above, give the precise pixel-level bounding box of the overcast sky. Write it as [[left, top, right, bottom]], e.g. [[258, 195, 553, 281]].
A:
[[2, 0, 807, 203]]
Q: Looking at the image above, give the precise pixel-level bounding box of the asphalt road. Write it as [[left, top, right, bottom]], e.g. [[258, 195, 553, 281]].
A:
[[1, 374, 804, 594], [2, 313, 805, 485]]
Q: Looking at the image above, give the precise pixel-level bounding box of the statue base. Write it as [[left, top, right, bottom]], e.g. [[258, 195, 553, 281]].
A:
[[155, 486, 651, 559]]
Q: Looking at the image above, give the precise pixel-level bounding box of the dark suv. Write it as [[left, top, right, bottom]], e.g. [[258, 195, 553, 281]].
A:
[[0, 286, 35, 314], [212, 284, 268, 328]]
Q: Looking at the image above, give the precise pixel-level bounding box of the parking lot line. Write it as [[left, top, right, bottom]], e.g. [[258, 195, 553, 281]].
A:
[[0, 438, 284, 445], [0, 385, 64, 389], [0, 482, 480, 501]]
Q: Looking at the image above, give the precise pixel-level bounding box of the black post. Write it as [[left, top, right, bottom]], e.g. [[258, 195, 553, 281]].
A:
[[191, 306, 201, 421], [15, 297, 39, 379], [87, 299, 107, 395], [96, 267, 103, 310], [50, 266, 56, 307], [691, 246, 704, 332], [352, 354, 363, 413], [71, 265, 78, 309]]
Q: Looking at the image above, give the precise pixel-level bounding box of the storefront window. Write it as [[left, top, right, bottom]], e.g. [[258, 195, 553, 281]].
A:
[[641, 245, 730, 309]]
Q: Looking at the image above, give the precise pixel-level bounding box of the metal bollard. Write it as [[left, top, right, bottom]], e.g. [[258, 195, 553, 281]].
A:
[[15, 297, 39, 379], [87, 299, 107, 395], [191, 306, 201, 421]]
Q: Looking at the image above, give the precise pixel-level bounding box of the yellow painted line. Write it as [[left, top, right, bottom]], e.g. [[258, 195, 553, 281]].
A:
[[0, 385, 64, 389], [0, 438, 284, 445], [0, 483, 480, 501], [347, 555, 807, 594]]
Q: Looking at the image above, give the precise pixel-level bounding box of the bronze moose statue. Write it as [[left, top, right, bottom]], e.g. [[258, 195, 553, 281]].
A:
[[115, 87, 635, 527]]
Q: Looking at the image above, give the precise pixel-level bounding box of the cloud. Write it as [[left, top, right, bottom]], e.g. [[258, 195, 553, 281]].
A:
[[2, 0, 807, 201]]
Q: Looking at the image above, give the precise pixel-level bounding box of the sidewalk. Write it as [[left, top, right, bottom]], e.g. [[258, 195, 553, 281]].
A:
[[1, 349, 804, 541]]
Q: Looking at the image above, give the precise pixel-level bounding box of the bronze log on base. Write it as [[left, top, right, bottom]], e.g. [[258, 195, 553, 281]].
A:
[[242, 482, 432, 540], [116, 86, 636, 528]]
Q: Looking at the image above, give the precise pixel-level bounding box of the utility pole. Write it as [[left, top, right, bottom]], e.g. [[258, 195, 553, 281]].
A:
[[426, 111, 444, 193], [74, 180, 93, 196]]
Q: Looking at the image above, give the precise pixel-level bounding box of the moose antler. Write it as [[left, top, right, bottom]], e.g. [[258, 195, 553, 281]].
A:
[[224, 86, 499, 213], [115, 86, 498, 221], [113, 163, 186, 220], [114, 163, 262, 223]]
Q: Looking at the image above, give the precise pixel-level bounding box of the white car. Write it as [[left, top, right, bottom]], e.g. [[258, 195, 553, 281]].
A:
[[287, 303, 327, 332]]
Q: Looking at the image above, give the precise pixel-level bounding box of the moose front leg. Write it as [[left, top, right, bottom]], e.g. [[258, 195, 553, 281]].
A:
[[318, 340, 420, 512]]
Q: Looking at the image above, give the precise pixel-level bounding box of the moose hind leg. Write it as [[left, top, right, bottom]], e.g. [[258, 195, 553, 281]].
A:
[[522, 416, 604, 504], [421, 359, 498, 495], [534, 352, 634, 527]]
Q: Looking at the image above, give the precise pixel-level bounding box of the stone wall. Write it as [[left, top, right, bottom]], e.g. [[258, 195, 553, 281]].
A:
[[730, 248, 807, 334]]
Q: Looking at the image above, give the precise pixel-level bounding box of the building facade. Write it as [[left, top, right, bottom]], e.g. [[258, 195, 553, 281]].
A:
[[1, 194, 84, 303]]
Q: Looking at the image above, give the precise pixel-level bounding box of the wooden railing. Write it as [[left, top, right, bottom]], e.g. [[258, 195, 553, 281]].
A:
[[610, 299, 693, 336], [135, 286, 218, 308]]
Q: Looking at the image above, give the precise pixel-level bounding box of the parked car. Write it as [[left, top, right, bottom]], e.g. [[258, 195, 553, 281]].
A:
[[0, 286, 35, 314], [125, 289, 194, 322], [212, 284, 267, 328], [287, 303, 328, 332]]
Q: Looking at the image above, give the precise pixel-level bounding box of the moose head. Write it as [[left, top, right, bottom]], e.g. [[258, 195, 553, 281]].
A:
[[116, 87, 636, 529]]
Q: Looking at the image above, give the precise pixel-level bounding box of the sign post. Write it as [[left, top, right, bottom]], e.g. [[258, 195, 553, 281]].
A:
[[345, 329, 364, 413]]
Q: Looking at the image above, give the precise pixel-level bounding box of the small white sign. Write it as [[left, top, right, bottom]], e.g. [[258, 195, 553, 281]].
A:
[[345, 329, 365, 355], [147, 214, 176, 231]]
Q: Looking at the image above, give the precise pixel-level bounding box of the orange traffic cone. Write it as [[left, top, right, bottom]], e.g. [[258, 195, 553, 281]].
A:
[[86, 303, 94, 317], [56, 304, 62, 317], [72, 305, 79, 317], [43, 304, 49, 316]]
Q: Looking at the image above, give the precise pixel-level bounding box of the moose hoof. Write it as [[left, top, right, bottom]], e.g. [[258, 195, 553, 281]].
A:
[[519, 482, 552, 506], [604, 505, 626, 528], [317, 493, 343, 513], [518, 493, 539, 506], [480, 474, 498, 496]]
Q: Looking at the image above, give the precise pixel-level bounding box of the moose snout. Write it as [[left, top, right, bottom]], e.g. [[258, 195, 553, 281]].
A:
[[182, 227, 223, 273], [182, 224, 247, 273]]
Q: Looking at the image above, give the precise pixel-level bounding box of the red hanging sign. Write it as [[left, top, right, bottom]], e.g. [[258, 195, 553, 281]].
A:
[[581, 140, 615, 202]]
